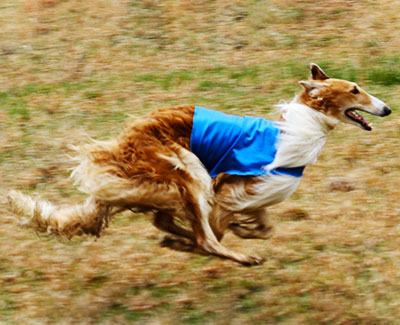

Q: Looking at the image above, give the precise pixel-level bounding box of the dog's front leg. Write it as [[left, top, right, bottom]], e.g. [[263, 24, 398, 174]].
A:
[[187, 195, 265, 266], [229, 208, 274, 240], [160, 195, 265, 265], [159, 146, 264, 266], [153, 211, 195, 241]]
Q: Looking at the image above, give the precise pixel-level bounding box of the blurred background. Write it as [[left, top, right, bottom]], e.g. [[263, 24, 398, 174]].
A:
[[0, 0, 399, 323]]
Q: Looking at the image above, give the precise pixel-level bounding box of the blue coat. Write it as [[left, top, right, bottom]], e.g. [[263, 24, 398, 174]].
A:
[[190, 106, 304, 178]]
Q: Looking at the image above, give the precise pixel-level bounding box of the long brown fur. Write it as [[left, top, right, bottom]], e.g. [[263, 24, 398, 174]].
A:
[[8, 105, 266, 265], [7, 64, 391, 266]]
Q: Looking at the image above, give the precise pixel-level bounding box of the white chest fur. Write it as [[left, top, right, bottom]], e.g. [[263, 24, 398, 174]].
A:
[[225, 100, 338, 211]]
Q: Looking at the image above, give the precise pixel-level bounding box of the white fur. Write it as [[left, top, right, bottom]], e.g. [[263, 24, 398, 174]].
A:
[[7, 190, 112, 237], [69, 140, 175, 207], [369, 94, 387, 115], [69, 139, 132, 200], [174, 147, 213, 198], [269, 99, 339, 170], [225, 99, 339, 212], [7, 190, 56, 227]]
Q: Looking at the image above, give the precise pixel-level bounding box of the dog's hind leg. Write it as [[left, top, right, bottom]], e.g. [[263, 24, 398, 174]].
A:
[[157, 147, 264, 265], [229, 208, 274, 240]]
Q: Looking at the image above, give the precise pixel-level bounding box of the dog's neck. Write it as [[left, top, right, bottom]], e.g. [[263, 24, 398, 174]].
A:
[[267, 97, 339, 170]]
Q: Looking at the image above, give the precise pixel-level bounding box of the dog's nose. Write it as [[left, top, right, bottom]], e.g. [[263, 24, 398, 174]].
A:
[[382, 106, 391, 116]]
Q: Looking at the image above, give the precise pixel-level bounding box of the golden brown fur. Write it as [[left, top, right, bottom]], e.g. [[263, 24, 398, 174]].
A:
[[7, 64, 391, 266], [299, 78, 374, 120]]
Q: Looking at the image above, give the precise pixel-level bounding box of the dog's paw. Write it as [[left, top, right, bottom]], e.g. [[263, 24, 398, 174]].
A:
[[229, 223, 274, 240], [241, 255, 266, 267], [160, 235, 196, 251]]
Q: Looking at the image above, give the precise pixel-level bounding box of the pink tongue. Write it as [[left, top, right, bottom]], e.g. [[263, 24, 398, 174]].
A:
[[348, 111, 372, 129]]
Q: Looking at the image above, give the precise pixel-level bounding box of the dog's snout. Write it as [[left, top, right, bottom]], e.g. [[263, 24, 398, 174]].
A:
[[382, 106, 391, 116]]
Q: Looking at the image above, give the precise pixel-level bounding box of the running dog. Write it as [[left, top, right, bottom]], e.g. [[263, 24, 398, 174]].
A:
[[7, 64, 391, 266]]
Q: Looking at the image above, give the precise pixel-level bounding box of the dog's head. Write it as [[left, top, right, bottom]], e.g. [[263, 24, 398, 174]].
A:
[[298, 63, 391, 131]]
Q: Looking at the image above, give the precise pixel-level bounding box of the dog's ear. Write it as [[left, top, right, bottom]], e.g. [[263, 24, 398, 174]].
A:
[[310, 63, 329, 80], [299, 80, 326, 98]]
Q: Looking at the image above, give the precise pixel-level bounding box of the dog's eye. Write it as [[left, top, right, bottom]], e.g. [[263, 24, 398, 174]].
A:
[[351, 87, 359, 94]]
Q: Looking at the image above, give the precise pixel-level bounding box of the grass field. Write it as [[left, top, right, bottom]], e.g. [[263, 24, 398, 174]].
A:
[[1, 0, 400, 323]]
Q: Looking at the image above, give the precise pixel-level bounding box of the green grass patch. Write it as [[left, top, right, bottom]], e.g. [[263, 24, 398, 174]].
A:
[[128, 282, 186, 299], [103, 303, 147, 322], [197, 80, 232, 91], [229, 66, 260, 80], [180, 307, 217, 325], [317, 61, 358, 81], [23, 84, 54, 95], [8, 101, 30, 120], [0, 292, 17, 318], [60, 81, 94, 91], [135, 70, 194, 90], [367, 57, 400, 85], [235, 294, 264, 314], [238, 280, 265, 293]]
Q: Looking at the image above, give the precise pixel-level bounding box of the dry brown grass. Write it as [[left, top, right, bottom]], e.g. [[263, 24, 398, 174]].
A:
[[1, 0, 400, 323]]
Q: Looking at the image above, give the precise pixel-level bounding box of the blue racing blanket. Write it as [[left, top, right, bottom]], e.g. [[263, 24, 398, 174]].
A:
[[190, 106, 304, 178]]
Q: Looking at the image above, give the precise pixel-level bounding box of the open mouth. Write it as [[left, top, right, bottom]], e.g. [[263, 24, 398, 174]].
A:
[[345, 108, 372, 131]]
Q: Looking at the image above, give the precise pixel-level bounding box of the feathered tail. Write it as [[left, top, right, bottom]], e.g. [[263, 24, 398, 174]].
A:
[[7, 190, 114, 239]]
